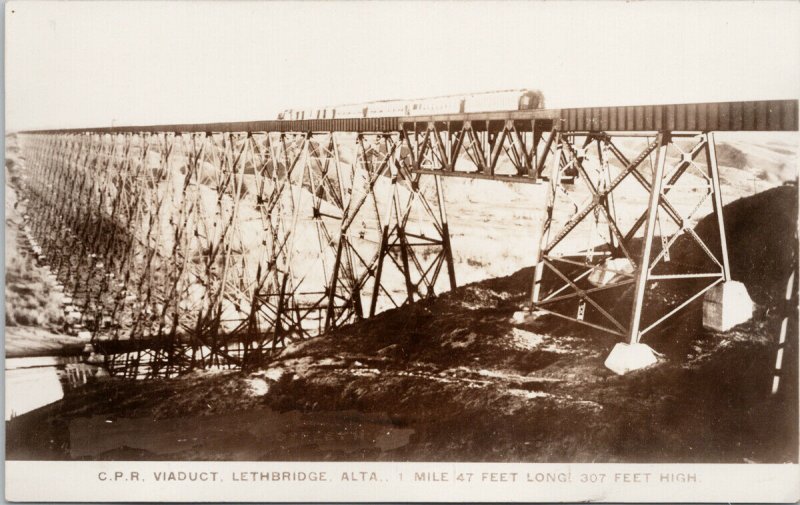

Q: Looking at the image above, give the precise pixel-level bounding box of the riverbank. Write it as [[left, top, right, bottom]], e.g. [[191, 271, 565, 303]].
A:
[[5, 327, 90, 358]]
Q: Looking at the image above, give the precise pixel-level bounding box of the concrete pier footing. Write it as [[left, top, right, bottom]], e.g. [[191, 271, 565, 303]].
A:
[[604, 342, 660, 375], [702, 281, 753, 332]]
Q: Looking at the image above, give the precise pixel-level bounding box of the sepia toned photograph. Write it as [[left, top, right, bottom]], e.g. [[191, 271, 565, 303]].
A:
[[4, 1, 799, 502]]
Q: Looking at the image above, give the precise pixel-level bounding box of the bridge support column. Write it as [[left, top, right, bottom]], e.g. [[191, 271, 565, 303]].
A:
[[528, 129, 739, 372], [531, 130, 561, 305], [627, 132, 668, 345], [604, 133, 668, 375], [701, 132, 753, 332], [434, 174, 457, 292]]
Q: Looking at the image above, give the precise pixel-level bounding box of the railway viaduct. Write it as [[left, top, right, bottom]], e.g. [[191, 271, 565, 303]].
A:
[[17, 99, 799, 377]]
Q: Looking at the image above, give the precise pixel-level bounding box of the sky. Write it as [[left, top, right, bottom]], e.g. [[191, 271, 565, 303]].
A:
[[4, 1, 800, 131]]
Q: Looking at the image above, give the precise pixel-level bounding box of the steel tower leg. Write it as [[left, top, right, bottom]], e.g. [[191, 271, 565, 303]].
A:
[[627, 132, 668, 345], [434, 174, 457, 291], [531, 130, 562, 304], [705, 132, 731, 282]]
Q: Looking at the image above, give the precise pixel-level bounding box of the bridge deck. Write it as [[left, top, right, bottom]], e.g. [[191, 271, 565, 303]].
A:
[[24, 99, 798, 135]]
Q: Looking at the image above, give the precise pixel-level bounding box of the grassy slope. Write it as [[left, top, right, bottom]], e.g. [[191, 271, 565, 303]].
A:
[[4, 135, 86, 356]]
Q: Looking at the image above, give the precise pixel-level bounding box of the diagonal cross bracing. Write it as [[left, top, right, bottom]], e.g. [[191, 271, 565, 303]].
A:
[[18, 129, 456, 378], [530, 131, 736, 345]]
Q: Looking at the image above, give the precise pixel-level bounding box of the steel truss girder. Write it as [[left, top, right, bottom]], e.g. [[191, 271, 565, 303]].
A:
[[402, 119, 553, 183]]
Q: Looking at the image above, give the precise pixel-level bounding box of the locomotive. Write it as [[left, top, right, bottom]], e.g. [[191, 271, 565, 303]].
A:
[[277, 88, 545, 121]]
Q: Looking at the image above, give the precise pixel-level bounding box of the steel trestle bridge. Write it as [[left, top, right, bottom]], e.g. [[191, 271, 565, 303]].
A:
[[17, 99, 799, 378]]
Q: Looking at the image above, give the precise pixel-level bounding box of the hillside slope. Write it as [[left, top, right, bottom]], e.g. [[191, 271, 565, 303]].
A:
[[4, 135, 87, 357]]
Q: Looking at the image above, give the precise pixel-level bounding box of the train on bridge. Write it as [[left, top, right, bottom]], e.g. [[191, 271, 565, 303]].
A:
[[277, 88, 545, 121]]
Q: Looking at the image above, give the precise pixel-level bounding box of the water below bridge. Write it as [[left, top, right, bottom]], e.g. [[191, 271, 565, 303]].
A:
[[5, 355, 102, 421]]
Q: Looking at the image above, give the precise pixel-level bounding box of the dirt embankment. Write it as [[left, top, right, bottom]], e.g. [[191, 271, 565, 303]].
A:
[[8, 185, 798, 463]]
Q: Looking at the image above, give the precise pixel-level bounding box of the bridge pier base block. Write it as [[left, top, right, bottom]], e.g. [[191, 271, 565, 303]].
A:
[[604, 342, 660, 375], [702, 281, 754, 332]]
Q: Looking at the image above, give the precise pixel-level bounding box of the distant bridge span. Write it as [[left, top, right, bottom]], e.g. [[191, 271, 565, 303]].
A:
[[17, 99, 799, 378]]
